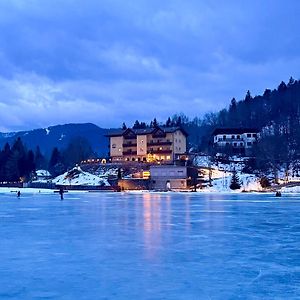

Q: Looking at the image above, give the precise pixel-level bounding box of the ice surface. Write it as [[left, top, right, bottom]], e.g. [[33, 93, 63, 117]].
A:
[[1, 192, 300, 299]]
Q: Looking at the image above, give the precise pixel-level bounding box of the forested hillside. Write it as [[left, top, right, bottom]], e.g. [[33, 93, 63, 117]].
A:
[[169, 77, 300, 153]]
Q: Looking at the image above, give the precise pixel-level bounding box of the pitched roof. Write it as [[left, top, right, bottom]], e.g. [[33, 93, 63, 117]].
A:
[[212, 128, 260, 135], [106, 126, 188, 137]]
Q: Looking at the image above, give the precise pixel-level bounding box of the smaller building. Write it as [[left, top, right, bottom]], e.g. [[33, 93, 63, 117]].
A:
[[150, 165, 188, 191], [212, 128, 259, 155]]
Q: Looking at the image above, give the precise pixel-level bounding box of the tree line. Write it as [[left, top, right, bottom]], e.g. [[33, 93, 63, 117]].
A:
[[121, 77, 300, 178], [0, 136, 95, 182]]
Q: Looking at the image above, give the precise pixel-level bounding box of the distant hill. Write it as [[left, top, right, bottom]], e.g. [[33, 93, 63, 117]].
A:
[[0, 123, 111, 157]]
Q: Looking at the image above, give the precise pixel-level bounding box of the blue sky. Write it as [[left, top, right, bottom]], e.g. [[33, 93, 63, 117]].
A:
[[0, 0, 300, 131]]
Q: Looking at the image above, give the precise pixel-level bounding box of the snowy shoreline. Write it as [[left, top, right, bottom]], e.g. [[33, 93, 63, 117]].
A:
[[0, 187, 299, 195]]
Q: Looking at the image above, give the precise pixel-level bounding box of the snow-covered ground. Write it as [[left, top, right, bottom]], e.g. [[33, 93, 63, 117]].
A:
[[52, 166, 110, 186], [281, 186, 300, 193], [195, 155, 262, 192]]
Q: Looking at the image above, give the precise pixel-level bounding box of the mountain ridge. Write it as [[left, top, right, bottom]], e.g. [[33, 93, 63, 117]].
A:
[[0, 123, 112, 157]]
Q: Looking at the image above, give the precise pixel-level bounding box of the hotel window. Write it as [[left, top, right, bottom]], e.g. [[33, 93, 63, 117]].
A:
[[141, 140, 144, 144], [166, 155, 171, 160], [247, 134, 251, 138], [253, 134, 257, 138], [232, 135, 235, 139], [240, 142, 243, 146], [118, 148, 121, 152], [234, 142, 237, 147], [179, 139, 181, 142], [237, 135, 240, 139], [161, 156, 165, 160], [159, 147, 163, 150], [112, 144, 116, 148], [223, 135, 226, 140], [175, 138, 178, 142], [132, 158, 135, 161]]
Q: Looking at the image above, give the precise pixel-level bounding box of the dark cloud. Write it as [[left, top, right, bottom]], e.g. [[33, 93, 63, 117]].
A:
[[0, 0, 300, 131]]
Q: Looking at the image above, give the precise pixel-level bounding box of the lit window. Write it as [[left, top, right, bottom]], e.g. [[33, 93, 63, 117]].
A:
[[161, 156, 165, 160], [118, 148, 121, 152], [159, 147, 162, 150], [166, 156, 171, 160]]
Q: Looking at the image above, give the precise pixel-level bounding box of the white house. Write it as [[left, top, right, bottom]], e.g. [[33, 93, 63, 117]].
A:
[[212, 128, 259, 155]]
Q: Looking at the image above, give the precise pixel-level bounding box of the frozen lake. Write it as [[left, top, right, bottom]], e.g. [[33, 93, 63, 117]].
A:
[[1, 191, 300, 299]]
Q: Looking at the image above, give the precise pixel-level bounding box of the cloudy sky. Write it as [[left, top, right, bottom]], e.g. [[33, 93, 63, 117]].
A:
[[0, 0, 300, 131]]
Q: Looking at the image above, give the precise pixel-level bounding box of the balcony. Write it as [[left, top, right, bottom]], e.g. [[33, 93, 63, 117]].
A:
[[123, 143, 137, 148], [147, 141, 172, 146], [148, 149, 172, 154], [123, 150, 137, 155], [123, 136, 136, 140], [217, 138, 242, 142]]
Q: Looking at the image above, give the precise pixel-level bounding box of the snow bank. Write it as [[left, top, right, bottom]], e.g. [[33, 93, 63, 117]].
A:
[[36, 170, 51, 177], [202, 172, 261, 193], [281, 186, 300, 193], [52, 167, 110, 186]]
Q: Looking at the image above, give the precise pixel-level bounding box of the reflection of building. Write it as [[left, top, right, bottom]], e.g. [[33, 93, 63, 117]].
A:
[[107, 126, 187, 163], [150, 165, 187, 190], [212, 128, 259, 155]]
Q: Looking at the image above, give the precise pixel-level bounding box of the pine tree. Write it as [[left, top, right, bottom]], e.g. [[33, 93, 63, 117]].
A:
[[153, 118, 158, 128], [133, 120, 140, 129], [166, 117, 172, 127], [176, 116, 182, 126], [229, 169, 241, 190], [48, 147, 65, 176], [245, 90, 252, 103], [34, 146, 47, 170], [122, 122, 127, 130]]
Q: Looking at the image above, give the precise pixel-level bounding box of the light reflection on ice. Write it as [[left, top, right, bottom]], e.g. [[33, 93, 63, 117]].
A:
[[0, 192, 300, 299]]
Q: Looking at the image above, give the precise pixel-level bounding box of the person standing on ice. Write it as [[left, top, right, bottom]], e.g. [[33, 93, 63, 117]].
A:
[[17, 191, 21, 198], [59, 188, 64, 200]]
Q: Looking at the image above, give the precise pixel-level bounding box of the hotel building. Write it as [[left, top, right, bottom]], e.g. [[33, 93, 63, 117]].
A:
[[107, 126, 187, 163]]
